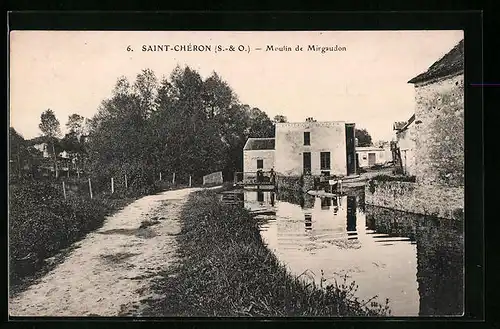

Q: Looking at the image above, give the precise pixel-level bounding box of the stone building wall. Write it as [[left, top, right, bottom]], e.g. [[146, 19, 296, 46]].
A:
[[274, 122, 347, 176], [413, 73, 464, 187], [243, 149, 275, 173]]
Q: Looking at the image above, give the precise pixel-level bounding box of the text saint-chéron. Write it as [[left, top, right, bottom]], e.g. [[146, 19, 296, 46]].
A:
[[141, 44, 212, 52]]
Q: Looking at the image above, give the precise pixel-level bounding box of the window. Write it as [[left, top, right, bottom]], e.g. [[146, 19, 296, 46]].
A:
[[320, 152, 331, 170], [257, 159, 263, 169], [304, 132, 310, 146], [303, 152, 311, 174]]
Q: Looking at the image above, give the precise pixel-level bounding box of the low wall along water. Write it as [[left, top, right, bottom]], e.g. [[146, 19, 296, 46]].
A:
[[364, 180, 464, 220], [203, 171, 223, 186]]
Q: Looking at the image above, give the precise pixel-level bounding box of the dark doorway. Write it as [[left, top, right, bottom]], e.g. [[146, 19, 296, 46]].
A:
[[303, 152, 311, 175], [346, 196, 358, 240], [345, 123, 356, 175], [257, 191, 264, 202], [368, 153, 376, 167]]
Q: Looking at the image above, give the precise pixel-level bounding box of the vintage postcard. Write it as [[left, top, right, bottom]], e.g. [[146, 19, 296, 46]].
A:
[[9, 30, 465, 317]]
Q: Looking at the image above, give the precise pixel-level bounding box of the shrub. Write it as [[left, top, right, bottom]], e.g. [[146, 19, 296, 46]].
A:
[[371, 174, 416, 183], [9, 180, 109, 287]]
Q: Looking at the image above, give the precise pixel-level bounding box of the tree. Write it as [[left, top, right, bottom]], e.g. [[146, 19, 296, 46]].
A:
[[87, 65, 276, 189], [245, 107, 275, 138], [66, 114, 85, 137], [39, 109, 61, 178], [305, 117, 317, 122], [273, 114, 287, 123], [355, 128, 372, 147]]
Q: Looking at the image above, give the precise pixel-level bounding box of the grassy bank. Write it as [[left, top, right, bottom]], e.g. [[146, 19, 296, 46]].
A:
[[8, 179, 139, 295], [144, 189, 390, 317]]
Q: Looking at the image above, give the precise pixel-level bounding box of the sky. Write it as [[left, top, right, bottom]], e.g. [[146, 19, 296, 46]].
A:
[[9, 30, 464, 142]]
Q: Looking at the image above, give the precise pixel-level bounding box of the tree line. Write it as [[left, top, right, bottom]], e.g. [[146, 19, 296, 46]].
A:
[[10, 65, 373, 187]]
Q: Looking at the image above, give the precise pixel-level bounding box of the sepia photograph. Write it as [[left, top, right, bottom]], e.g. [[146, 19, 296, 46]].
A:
[[8, 30, 465, 318]]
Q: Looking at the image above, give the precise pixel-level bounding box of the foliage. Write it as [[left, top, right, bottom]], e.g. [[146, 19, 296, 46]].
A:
[[9, 180, 119, 288], [371, 174, 416, 183], [39, 109, 61, 139], [66, 114, 85, 136], [355, 128, 372, 147], [273, 114, 288, 123], [305, 117, 317, 122], [144, 190, 390, 317], [86, 66, 275, 186], [39, 109, 62, 177], [9, 128, 43, 179]]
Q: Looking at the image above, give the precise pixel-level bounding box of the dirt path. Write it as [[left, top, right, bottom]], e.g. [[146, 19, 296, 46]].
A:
[[9, 187, 202, 317]]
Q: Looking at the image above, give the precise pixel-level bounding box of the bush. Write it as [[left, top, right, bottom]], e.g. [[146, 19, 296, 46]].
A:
[[371, 174, 416, 183], [9, 180, 109, 287]]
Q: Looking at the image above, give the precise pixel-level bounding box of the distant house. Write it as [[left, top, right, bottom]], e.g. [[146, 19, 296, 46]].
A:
[[274, 121, 356, 177], [33, 142, 51, 158], [31, 140, 73, 174], [243, 138, 275, 175], [394, 114, 416, 176], [408, 38, 464, 187], [355, 146, 391, 168]]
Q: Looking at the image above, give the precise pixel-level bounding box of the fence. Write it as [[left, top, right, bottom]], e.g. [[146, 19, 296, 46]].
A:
[[11, 170, 202, 202], [234, 171, 275, 185]]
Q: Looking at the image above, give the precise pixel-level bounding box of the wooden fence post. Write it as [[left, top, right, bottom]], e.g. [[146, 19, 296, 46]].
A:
[[88, 178, 93, 199], [125, 174, 128, 189], [62, 181, 67, 199], [172, 172, 175, 185], [111, 177, 114, 194], [189, 175, 192, 187]]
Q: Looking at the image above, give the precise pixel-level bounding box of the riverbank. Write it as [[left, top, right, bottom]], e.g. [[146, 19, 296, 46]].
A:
[[142, 188, 390, 317]]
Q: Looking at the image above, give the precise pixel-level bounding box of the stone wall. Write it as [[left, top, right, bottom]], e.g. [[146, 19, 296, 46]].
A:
[[365, 180, 464, 220], [274, 122, 347, 176], [202, 171, 223, 185], [276, 175, 302, 191], [413, 73, 464, 187]]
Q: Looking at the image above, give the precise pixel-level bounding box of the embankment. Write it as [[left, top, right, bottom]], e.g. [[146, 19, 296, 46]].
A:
[[365, 179, 464, 220]]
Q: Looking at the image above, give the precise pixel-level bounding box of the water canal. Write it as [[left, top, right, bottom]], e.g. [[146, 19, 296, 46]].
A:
[[237, 188, 464, 317]]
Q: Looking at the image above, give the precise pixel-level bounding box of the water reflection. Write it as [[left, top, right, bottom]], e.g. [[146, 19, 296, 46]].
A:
[[304, 214, 312, 231], [242, 188, 464, 317]]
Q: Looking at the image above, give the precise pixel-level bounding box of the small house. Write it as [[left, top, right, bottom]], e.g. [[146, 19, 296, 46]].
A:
[[243, 137, 275, 180], [355, 147, 391, 168], [394, 114, 416, 176]]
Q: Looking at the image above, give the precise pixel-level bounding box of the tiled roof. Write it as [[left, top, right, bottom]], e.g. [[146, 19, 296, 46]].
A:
[[243, 138, 275, 151], [393, 121, 407, 131], [394, 114, 416, 132], [408, 39, 464, 84]]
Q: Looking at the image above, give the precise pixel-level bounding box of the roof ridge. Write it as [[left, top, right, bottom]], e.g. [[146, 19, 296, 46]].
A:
[[408, 39, 464, 84]]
